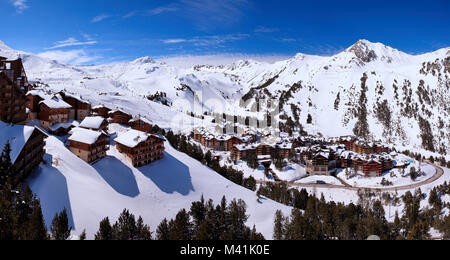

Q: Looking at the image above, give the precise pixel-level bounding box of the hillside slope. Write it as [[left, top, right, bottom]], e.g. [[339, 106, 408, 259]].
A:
[[27, 136, 291, 239]]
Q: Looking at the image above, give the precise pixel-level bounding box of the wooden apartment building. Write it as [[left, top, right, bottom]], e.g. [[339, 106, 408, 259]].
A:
[[79, 116, 108, 131], [115, 129, 165, 167], [59, 92, 91, 121], [92, 105, 111, 118], [38, 95, 72, 131], [129, 117, 153, 133], [109, 109, 132, 125], [0, 122, 47, 184], [306, 153, 332, 175], [0, 57, 28, 124], [69, 128, 109, 164]]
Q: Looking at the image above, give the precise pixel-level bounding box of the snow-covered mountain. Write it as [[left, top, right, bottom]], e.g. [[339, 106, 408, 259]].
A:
[[1, 39, 449, 154]]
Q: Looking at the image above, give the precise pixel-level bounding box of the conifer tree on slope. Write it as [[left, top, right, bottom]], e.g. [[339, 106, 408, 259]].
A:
[[26, 199, 49, 240], [95, 217, 113, 240], [50, 208, 71, 240], [156, 218, 170, 240], [273, 210, 285, 240]]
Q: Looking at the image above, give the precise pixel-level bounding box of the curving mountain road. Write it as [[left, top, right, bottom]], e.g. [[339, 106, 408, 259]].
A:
[[258, 162, 445, 192]]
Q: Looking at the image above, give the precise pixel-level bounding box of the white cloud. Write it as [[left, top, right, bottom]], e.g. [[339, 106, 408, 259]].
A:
[[162, 34, 250, 46], [38, 49, 100, 65], [254, 26, 279, 33], [147, 6, 178, 15], [47, 37, 97, 50], [124, 4, 178, 18], [163, 39, 188, 44], [91, 14, 111, 23], [12, 0, 29, 13], [280, 38, 297, 42]]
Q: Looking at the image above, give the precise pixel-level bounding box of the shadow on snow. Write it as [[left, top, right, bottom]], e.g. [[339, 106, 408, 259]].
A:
[[27, 154, 75, 231], [139, 151, 194, 196], [92, 156, 140, 198]]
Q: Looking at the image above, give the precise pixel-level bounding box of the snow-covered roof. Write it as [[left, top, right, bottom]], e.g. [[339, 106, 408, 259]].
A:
[[80, 116, 106, 129], [69, 128, 106, 145], [26, 89, 49, 99], [0, 122, 45, 164], [109, 108, 129, 115], [114, 129, 150, 148], [62, 92, 90, 104], [274, 142, 293, 150], [129, 116, 152, 125], [234, 143, 258, 151], [48, 122, 73, 132], [92, 104, 110, 110], [39, 95, 72, 109]]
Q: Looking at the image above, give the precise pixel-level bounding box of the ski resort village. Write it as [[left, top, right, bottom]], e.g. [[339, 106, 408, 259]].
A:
[[0, 38, 450, 241]]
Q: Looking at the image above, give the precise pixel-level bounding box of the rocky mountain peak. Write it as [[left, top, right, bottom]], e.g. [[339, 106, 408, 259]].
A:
[[347, 39, 379, 63]]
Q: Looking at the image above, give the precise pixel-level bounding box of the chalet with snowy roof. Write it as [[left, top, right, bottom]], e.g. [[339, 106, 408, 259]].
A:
[[231, 141, 293, 161], [69, 128, 109, 164], [49, 122, 77, 136], [341, 154, 394, 177], [299, 145, 338, 175], [79, 116, 108, 131], [256, 144, 273, 157], [306, 153, 332, 176], [109, 109, 132, 125], [191, 129, 205, 143], [0, 122, 47, 183], [339, 150, 356, 168], [205, 135, 219, 150], [38, 94, 72, 132], [226, 136, 243, 151], [231, 143, 258, 161], [115, 129, 165, 167], [92, 105, 111, 118], [338, 136, 389, 154], [26, 89, 48, 120], [273, 142, 294, 159], [0, 57, 28, 124], [129, 117, 152, 133], [59, 92, 91, 121]]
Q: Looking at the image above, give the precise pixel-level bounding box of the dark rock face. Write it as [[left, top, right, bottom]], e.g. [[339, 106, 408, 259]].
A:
[[348, 41, 378, 63]]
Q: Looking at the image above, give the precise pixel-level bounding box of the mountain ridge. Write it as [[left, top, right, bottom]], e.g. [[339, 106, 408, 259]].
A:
[[1, 40, 449, 156]]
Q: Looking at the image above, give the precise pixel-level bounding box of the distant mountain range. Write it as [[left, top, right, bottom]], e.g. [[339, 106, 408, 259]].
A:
[[1, 39, 449, 155]]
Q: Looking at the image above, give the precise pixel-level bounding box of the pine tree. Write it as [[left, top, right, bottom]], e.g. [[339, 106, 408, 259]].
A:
[[307, 114, 313, 124], [50, 208, 71, 240], [190, 196, 206, 230], [26, 199, 48, 240], [0, 184, 17, 240], [273, 210, 285, 240], [169, 209, 192, 240], [0, 142, 13, 188], [250, 225, 265, 240], [243, 176, 257, 191], [392, 211, 401, 239], [406, 222, 430, 240], [193, 219, 213, 240], [428, 188, 438, 207], [135, 216, 152, 240], [79, 230, 87, 240], [112, 209, 137, 240], [156, 218, 171, 240], [95, 217, 113, 240]]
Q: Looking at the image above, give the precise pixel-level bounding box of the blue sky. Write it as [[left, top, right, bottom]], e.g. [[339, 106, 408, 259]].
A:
[[1, 0, 449, 64]]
